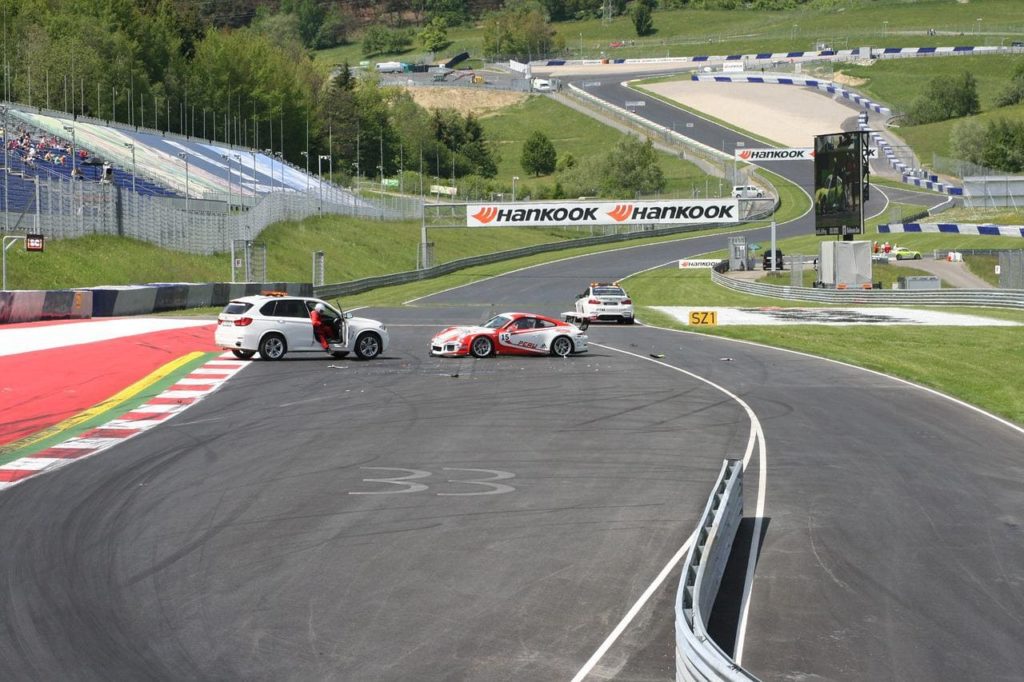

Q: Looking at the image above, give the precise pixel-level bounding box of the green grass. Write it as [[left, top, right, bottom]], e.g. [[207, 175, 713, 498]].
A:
[[937, 207, 1024, 224], [478, 95, 711, 198], [840, 55, 1024, 114], [622, 267, 1024, 425], [314, 0, 1024, 67], [965, 254, 1001, 285], [758, 261, 934, 289], [4, 217, 596, 290]]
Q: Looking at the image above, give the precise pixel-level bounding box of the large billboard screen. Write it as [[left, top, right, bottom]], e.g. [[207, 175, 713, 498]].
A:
[[814, 132, 864, 236]]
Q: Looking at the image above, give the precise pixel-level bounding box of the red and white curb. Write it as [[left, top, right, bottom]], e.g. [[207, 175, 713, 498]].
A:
[[0, 353, 249, 492]]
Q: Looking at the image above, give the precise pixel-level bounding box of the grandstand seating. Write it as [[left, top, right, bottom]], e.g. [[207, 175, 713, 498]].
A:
[[2, 103, 335, 209]]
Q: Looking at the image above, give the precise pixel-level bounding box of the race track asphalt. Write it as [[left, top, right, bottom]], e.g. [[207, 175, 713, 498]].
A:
[[0, 74, 1019, 682]]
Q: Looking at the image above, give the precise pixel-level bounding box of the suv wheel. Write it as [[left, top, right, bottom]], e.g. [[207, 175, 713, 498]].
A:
[[259, 333, 287, 360]]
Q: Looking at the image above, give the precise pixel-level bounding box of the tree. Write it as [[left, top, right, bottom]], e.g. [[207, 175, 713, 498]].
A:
[[631, 3, 654, 37], [600, 136, 665, 195], [521, 130, 557, 176], [425, 0, 471, 26], [419, 17, 450, 53], [994, 60, 1024, 108], [979, 118, 1024, 173], [481, 1, 564, 61], [906, 71, 980, 125], [949, 118, 986, 166], [362, 24, 414, 56]]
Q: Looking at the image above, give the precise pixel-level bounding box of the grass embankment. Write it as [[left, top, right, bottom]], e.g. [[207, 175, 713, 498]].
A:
[[314, 0, 1024, 68], [4, 219, 587, 290], [623, 267, 1024, 425], [839, 55, 1024, 163], [477, 95, 711, 199]]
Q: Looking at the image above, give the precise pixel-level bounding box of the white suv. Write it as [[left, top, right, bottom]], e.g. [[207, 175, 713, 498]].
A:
[[732, 185, 764, 198], [574, 282, 635, 324], [215, 294, 389, 360]]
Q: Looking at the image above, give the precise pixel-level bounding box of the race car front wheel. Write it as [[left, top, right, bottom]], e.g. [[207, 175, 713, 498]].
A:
[[470, 336, 493, 358], [550, 336, 573, 357]]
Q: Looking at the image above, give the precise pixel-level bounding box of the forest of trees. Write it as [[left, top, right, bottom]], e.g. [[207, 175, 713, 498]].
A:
[[0, 0, 504, 184]]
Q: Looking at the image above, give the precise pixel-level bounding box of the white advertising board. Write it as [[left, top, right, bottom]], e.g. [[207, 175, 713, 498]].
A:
[[466, 199, 740, 227]]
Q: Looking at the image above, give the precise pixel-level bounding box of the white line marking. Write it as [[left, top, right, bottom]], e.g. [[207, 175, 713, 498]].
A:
[[130, 403, 186, 414], [570, 343, 767, 680], [173, 377, 224, 385], [1, 457, 66, 471], [103, 419, 165, 430], [157, 390, 207, 399]]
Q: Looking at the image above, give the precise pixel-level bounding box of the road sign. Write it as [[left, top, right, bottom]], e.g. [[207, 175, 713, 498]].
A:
[[624, 100, 646, 107], [26, 234, 44, 252]]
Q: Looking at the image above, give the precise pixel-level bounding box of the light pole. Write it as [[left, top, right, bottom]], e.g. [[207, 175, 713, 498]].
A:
[[250, 150, 258, 199], [264, 149, 274, 191], [222, 153, 232, 209], [579, 33, 583, 59], [178, 151, 190, 214], [301, 150, 309, 193], [882, 20, 888, 39], [976, 17, 982, 35], [124, 142, 136, 193], [2, 105, 8, 233], [512, 176, 519, 202], [318, 154, 329, 213], [63, 124, 77, 176], [734, 141, 744, 185], [274, 151, 283, 191]]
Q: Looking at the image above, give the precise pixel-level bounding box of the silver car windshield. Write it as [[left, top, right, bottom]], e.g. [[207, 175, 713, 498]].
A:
[[482, 315, 511, 329]]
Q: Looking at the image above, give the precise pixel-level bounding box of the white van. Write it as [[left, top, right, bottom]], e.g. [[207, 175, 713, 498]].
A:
[[732, 185, 765, 198], [531, 78, 552, 92]]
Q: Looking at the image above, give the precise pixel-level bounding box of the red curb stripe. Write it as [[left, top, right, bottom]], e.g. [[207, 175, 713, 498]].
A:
[[147, 397, 197, 405], [0, 470, 39, 482], [31, 447, 96, 459], [80, 428, 141, 439], [117, 411, 173, 422]]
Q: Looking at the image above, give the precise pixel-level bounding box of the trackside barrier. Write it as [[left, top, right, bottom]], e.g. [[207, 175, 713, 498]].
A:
[[315, 221, 733, 299], [0, 290, 92, 324], [879, 223, 1024, 238], [675, 459, 758, 682], [0, 282, 313, 324], [710, 270, 1024, 309]]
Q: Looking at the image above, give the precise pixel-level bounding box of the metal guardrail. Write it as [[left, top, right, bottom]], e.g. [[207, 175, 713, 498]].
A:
[[675, 459, 758, 682], [711, 270, 1024, 309], [314, 221, 731, 299]]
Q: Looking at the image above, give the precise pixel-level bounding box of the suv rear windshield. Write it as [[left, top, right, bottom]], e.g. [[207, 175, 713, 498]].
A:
[[222, 302, 253, 315]]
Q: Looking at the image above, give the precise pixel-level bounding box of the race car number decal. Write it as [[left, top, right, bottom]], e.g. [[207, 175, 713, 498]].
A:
[[689, 310, 718, 326], [350, 467, 516, 495]]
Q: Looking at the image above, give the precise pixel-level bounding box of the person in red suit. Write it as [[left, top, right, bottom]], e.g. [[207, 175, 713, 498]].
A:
[[310, 303, 332, 350]]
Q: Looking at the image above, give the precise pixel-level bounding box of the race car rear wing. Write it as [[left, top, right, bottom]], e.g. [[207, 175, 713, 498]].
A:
[[561, 312, 590, 331]]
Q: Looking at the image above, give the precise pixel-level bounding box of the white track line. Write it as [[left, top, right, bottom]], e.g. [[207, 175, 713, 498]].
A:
[[570, 343, 767, 680]]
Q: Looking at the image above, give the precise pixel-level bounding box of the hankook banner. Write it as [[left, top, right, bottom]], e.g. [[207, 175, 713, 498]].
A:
[[466, 199, 740, 227], [735, 147, 878, 161], [735, 147, 814, 161]]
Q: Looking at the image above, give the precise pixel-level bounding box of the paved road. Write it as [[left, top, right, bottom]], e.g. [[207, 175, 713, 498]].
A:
[[1, 71, 1020, 682]]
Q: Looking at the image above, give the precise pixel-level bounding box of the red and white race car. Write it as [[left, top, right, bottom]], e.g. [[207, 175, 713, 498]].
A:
[[430, 312, 588, 358]]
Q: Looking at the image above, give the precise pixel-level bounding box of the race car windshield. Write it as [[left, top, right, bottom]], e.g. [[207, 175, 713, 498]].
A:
[[482, 315, 511, 329], [594, 287, 625, 297]]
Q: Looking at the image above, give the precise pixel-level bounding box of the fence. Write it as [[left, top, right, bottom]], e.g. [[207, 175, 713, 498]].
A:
[[0, 172, 422, 255], [711, 270, 1024, 309]]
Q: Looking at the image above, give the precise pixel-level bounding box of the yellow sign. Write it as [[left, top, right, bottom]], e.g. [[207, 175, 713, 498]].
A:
[[688, 310, 717, 326]]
